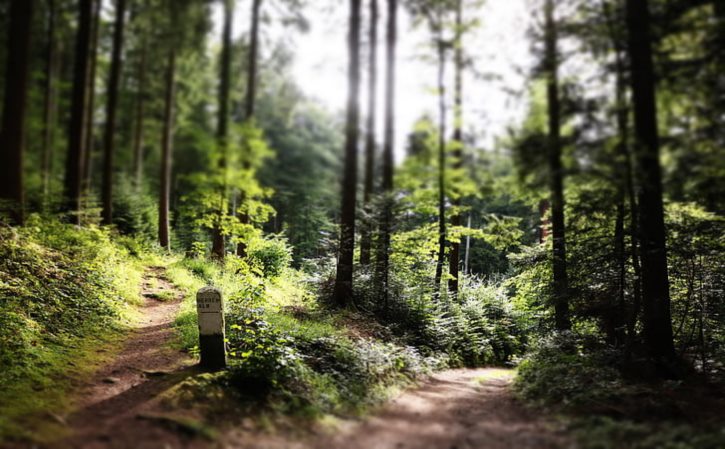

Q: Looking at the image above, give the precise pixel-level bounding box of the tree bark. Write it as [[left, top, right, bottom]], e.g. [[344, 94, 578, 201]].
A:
[[0, 0, 34, 225], [64, 0, 94, 224], [333, 0, 362, 307], [375, 0, 397, 310], [625, 0, 676, 363], [545, 0, 571, 330], [245, 0, 261, 120], [82, 0, 101, 206], [360, 0, 379, 266], [433, 31, 447, 299], [132, 35, 147, 190], [42, 0, 57, 206], [448, 0, 463, 296], [212, 0, 233, 260], [236, 0, 262, 258], [159, 48, 176, 250], [101, 0, 128, 225]]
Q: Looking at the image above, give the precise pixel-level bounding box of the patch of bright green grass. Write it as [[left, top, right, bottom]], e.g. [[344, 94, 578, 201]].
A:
[[473, 368, 516, 384]]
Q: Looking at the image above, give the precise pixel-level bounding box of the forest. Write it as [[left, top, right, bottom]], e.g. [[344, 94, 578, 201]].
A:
[[0, 0, 723, 448]]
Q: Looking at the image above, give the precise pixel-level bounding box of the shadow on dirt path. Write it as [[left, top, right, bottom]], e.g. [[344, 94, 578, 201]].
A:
[[223, 368, 574, 449], [48, 266, 203, 449]]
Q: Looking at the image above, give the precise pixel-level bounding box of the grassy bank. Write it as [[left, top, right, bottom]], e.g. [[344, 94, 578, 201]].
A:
[[514, 333, 725, 449], [0, 217, 149, 441], [165, 255, 441, 421]]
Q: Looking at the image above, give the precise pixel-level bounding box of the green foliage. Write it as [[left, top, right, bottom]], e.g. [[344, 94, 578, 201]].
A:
[[573, 417, 725, 449], [167, 255, 435, 418], [112, 176, 159, 241], [515, 332, 623, 408], [0, 216, 145, 439], [246, 235, 293, 278]]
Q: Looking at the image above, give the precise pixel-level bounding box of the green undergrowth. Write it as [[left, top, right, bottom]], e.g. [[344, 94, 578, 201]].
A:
[[166, 255, 440, 422], [514, 333, 725, 449], [0, 216, 150, 442]]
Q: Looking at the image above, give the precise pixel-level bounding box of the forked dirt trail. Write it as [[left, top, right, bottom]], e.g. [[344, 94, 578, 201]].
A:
[[42, 269, 572, 449], [225, 368, 573, 449], [52, 267, 200, 449]]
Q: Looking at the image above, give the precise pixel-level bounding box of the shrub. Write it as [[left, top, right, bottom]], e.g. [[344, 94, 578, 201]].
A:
[[515, 332, 623, 408], [247, 235, 293, 278]]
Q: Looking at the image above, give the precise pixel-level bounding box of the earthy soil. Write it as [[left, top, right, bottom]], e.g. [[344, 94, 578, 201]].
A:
[[47, 267, 201, 449], [223, 368, 574, 449]]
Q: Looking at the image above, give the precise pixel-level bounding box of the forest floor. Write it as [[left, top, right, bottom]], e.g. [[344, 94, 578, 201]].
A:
[[22, 267, 573, 449], [223, 368, 573, 449]]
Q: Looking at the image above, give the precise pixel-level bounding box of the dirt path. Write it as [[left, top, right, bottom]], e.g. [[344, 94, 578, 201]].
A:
[[37, 269, 572, 449], [51, 267, 200, 449], [224, 368, 574, 449]]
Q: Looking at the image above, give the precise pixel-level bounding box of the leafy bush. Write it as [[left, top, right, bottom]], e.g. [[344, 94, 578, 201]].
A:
[[247, 235, 293, 278], [356, 275, 530, 367], [515, 332, 623, 408], [226, 306, 300, 391]]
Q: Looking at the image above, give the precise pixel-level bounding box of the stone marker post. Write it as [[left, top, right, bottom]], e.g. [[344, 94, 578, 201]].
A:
[[196, 286, 226, 370]]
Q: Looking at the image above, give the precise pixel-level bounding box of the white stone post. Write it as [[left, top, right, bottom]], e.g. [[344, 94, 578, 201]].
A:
[[196, 286, 226, 369]]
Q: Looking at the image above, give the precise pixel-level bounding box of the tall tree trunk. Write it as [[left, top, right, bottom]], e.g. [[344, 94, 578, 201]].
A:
[[463, 213, 471, 275], [82, 0, 101, 206], [375, 0, 397, 310], [159, 48, 176, 250], [236, 0, 262, 258], [245, 0, 261, 120], [101, 0, 128, 225], [64, 0, 94, 224], [433, 32, 447, 299], [625, 0, 676, 364], [607, 0, 644, 349], [42, 0, 57, 207], [360, 0, 379, 266], [132, 35, 147, 190], [212, 0, 233, 260], [333, 0, 362, 308], [602, 0, 629, 348], [448, 0, 463, 295], [0, 0, 34, 225], [545, 0, 571, 330]]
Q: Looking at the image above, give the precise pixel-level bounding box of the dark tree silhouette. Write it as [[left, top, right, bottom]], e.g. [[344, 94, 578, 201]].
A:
[[433, 14, 447, 298], [333, 0, 362, 307], [236, 0, 263, 258], [159, 48, 176, 250], [0, 0, 34, 225], [64, 0, 94, 224], [101, 0, 129, 225], [42, 0, 57, 205], [82, 0, 101, 203], [448, 0, 463, 296], [360, 0, 379, 266], [133, 33, 148, 190], [375, 0, 397, 309], [625, 0, 676, 364], [212, 0, 234, 260], [544, 0, 570, 331]]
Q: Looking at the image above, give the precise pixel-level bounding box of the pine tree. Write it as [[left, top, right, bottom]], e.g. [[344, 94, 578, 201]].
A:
[[333, 0, 363, 307], [625, 0, 676, 364], [101, 0, 129, 225], [360, 0, 379, 266], [0, 0, 34, 225], [64, 0, 94, 224], [544, 0, 571, 330]]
